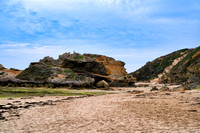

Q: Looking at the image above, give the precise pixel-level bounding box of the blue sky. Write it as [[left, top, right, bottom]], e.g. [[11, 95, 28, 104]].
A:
[[0, 0, 200, 72]]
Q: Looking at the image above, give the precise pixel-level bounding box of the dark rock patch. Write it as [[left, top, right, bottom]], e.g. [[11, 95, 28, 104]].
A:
[[10, 68, 21, 71], [0, 64, 5, 70], [0, 95, 95, 121], [150, 86, 158, 91], [185, 76, 200, 89], [159, 86, 169, 91]]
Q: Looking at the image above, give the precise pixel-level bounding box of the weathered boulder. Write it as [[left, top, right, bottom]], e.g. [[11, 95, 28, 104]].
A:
[[128, 90, 144, 94], [187, 83, 200, 89], [159, 86, 169, 91], [187, 76, 200, 84], [0, 71, 5, 75], [173, 85, 184, 91], [150, 86, 158, 91], [185, 76, 200, 89], [0, 64, 5, 70], [96, 80, 109, 88]]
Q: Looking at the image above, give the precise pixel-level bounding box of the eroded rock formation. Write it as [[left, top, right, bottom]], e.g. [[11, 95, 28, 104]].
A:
[[0, 52, 135, 88]]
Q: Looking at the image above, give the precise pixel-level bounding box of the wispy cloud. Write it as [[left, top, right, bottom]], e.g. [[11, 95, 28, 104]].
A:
[[0, 43, 30, 48], [0, 0, 200, 72]]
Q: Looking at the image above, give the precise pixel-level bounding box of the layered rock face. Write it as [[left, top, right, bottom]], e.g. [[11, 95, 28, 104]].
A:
[[42, 52, 127, 76], [131, 46, 200, 86], [1, 52, 135, 88]]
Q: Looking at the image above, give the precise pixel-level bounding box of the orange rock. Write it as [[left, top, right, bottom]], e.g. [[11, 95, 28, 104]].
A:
[[95, 55, 127, 76], [2, 69, 22, 76], [192, 50, 200, 59]]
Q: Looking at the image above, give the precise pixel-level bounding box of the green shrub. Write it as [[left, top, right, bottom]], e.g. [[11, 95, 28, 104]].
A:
[[73, 55, 84, 61], [67, 73, 76, 80], [195, 86, 200, 90], [171, 46, 200, 75], [16, 64, 52, 81], [63, 68, 73, 74], [75, 75, 85, 81]]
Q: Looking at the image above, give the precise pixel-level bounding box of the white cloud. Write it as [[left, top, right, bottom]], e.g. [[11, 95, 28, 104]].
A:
[[2, 0, 199, 71], [4, 45, 63, 57], [0, 43, 31, 48], [17, 0, 153, 18]]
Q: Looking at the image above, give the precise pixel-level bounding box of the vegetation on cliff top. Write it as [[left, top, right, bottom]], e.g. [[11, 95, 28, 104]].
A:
[[131, 48, 189, 81], [169, 46, 200, 83], [131, 46, 200, 83], [16, 63, 52, 82]]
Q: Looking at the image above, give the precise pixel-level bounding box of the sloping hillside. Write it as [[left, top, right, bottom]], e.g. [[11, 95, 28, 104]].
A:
[[131, 46, 200, 84]]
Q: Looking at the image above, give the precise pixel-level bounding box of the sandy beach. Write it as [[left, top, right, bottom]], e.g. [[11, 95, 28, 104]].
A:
[[0, 86, 200, 133]]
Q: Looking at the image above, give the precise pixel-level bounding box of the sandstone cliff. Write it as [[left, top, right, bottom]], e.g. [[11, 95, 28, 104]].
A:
[[1, 52, 135, 88]]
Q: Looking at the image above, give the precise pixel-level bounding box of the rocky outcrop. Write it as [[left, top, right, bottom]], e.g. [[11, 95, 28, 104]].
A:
[[2, 52, 135, 88], [0, 66, 24, 87], [55, 52, 127, 76], [0, 65, 22, 80], [59, 54, 109, 76], [15, 62, 95, 88], [39, 56, 59, 67], [185, 76, 200, 89], [39, 52, 127, 77], [83, 54, 127, 76], [16, 62, 53, 82], [131, 46, 200, 84], [0, 64, 5, 70]]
